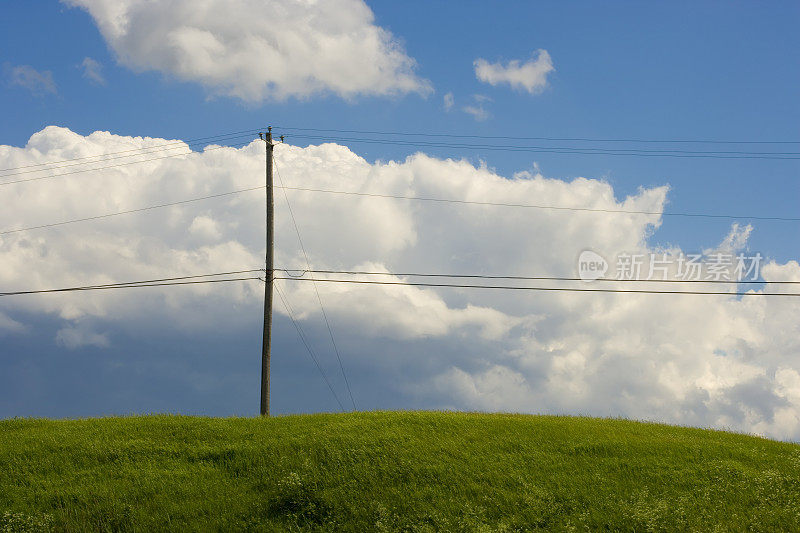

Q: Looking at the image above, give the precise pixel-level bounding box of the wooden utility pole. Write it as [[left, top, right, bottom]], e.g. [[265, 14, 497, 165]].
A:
[[260, 128, 274, 416]]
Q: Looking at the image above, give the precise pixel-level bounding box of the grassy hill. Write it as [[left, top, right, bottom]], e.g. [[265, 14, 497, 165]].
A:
[[1, 412, 799, 532]]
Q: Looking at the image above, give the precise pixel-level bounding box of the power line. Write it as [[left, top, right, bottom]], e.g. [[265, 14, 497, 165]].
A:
[[3, 268, 796, 298], [277, 268, 800, 285], [0, 140, 253, 188], [0, 129, 261, 174], [4, 123, 796, 178], [3, 178, 795, 238], [274, 277, 800, 297], [279, 134, 800, 160], [1, 144, 189, 177], [6, 123, 796, 177], [273, 158, 356, 410], [275, 185, 800, 222], [273, 282, 346, 412], [273, 126, 800, 145], [0, 273, 263, 297], [0, 265, 349, 409], [0, 185, 266, 235], [0, 133, 257, 179], [283, 133, 800, 156], [89, 269, 264, 287], [1, 128, 794, 240], [11, 122, 799, 416]]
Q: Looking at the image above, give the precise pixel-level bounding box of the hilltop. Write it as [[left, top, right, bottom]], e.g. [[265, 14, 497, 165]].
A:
[[2, 412, 799, 531]]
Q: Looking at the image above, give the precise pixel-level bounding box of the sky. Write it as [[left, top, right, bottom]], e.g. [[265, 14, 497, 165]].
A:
[[1, 1, 799, 439]]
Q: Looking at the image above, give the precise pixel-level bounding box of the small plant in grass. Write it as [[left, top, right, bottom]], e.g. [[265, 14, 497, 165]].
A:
[[270, 472, 332, 527], [0, 511, 54, 533]]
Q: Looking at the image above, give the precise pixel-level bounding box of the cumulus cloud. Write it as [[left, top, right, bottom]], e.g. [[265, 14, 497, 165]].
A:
[[474, 49, 554, 94], [4, 64, 57, 96], [80, 57, 106, 85], [1, 127, 799, 439], [63, 0, 431, 101]]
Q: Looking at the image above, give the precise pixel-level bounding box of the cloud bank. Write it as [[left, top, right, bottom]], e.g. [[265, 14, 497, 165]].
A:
[[63, 0, 431, 101], [1, 127, 799, 439], [474, 49, 554, 94]]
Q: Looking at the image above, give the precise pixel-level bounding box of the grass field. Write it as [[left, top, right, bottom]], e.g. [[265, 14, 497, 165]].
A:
[[1, 411, 799, 531]]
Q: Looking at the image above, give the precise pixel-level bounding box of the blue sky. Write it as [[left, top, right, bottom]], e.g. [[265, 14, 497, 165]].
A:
[[3, 1, 798, 258], [1, 1, 799, 436]]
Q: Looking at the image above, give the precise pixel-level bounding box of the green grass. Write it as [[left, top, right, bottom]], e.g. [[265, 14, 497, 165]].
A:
[[1, 412, 799, 531]]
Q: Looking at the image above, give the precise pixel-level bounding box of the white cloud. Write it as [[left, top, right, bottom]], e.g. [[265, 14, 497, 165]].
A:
[[5, 64, 57, 96], [0, 312, 26, 335], [474, 49, 554, 94], [80, 57, 106, 85], [188, 215, 222, 241], [63, 0, 431, 102], [56, 324, 110, 349], [462, 94, 492, 121], [462, 105, 489, 122], [713, 223, 752, 253], [1, 126, 799, 439], [443, 92, 454, 111]]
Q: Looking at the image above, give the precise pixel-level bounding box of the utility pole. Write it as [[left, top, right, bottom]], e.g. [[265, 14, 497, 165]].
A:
[[259, 128, 274, 416]]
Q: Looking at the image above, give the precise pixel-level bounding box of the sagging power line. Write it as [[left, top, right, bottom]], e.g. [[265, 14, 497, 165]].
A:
[[274, 185, 800, 222], [5, 123, 799, 179], [274, 282, 346, 413], [0, 186, 267, 235], [0, 140, 253, 187], [0, 271, 263, 297], [279, 268, 800, 285], [273, 125, 800, 145], [3, 267, 799, 298], [6, 172, 798, 241], [274, 158, 356, 410], [274, 276, 800, 297], [278, 134, 800, 160], [3, 181, 797, 238], [0, 129, 261, 175]]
